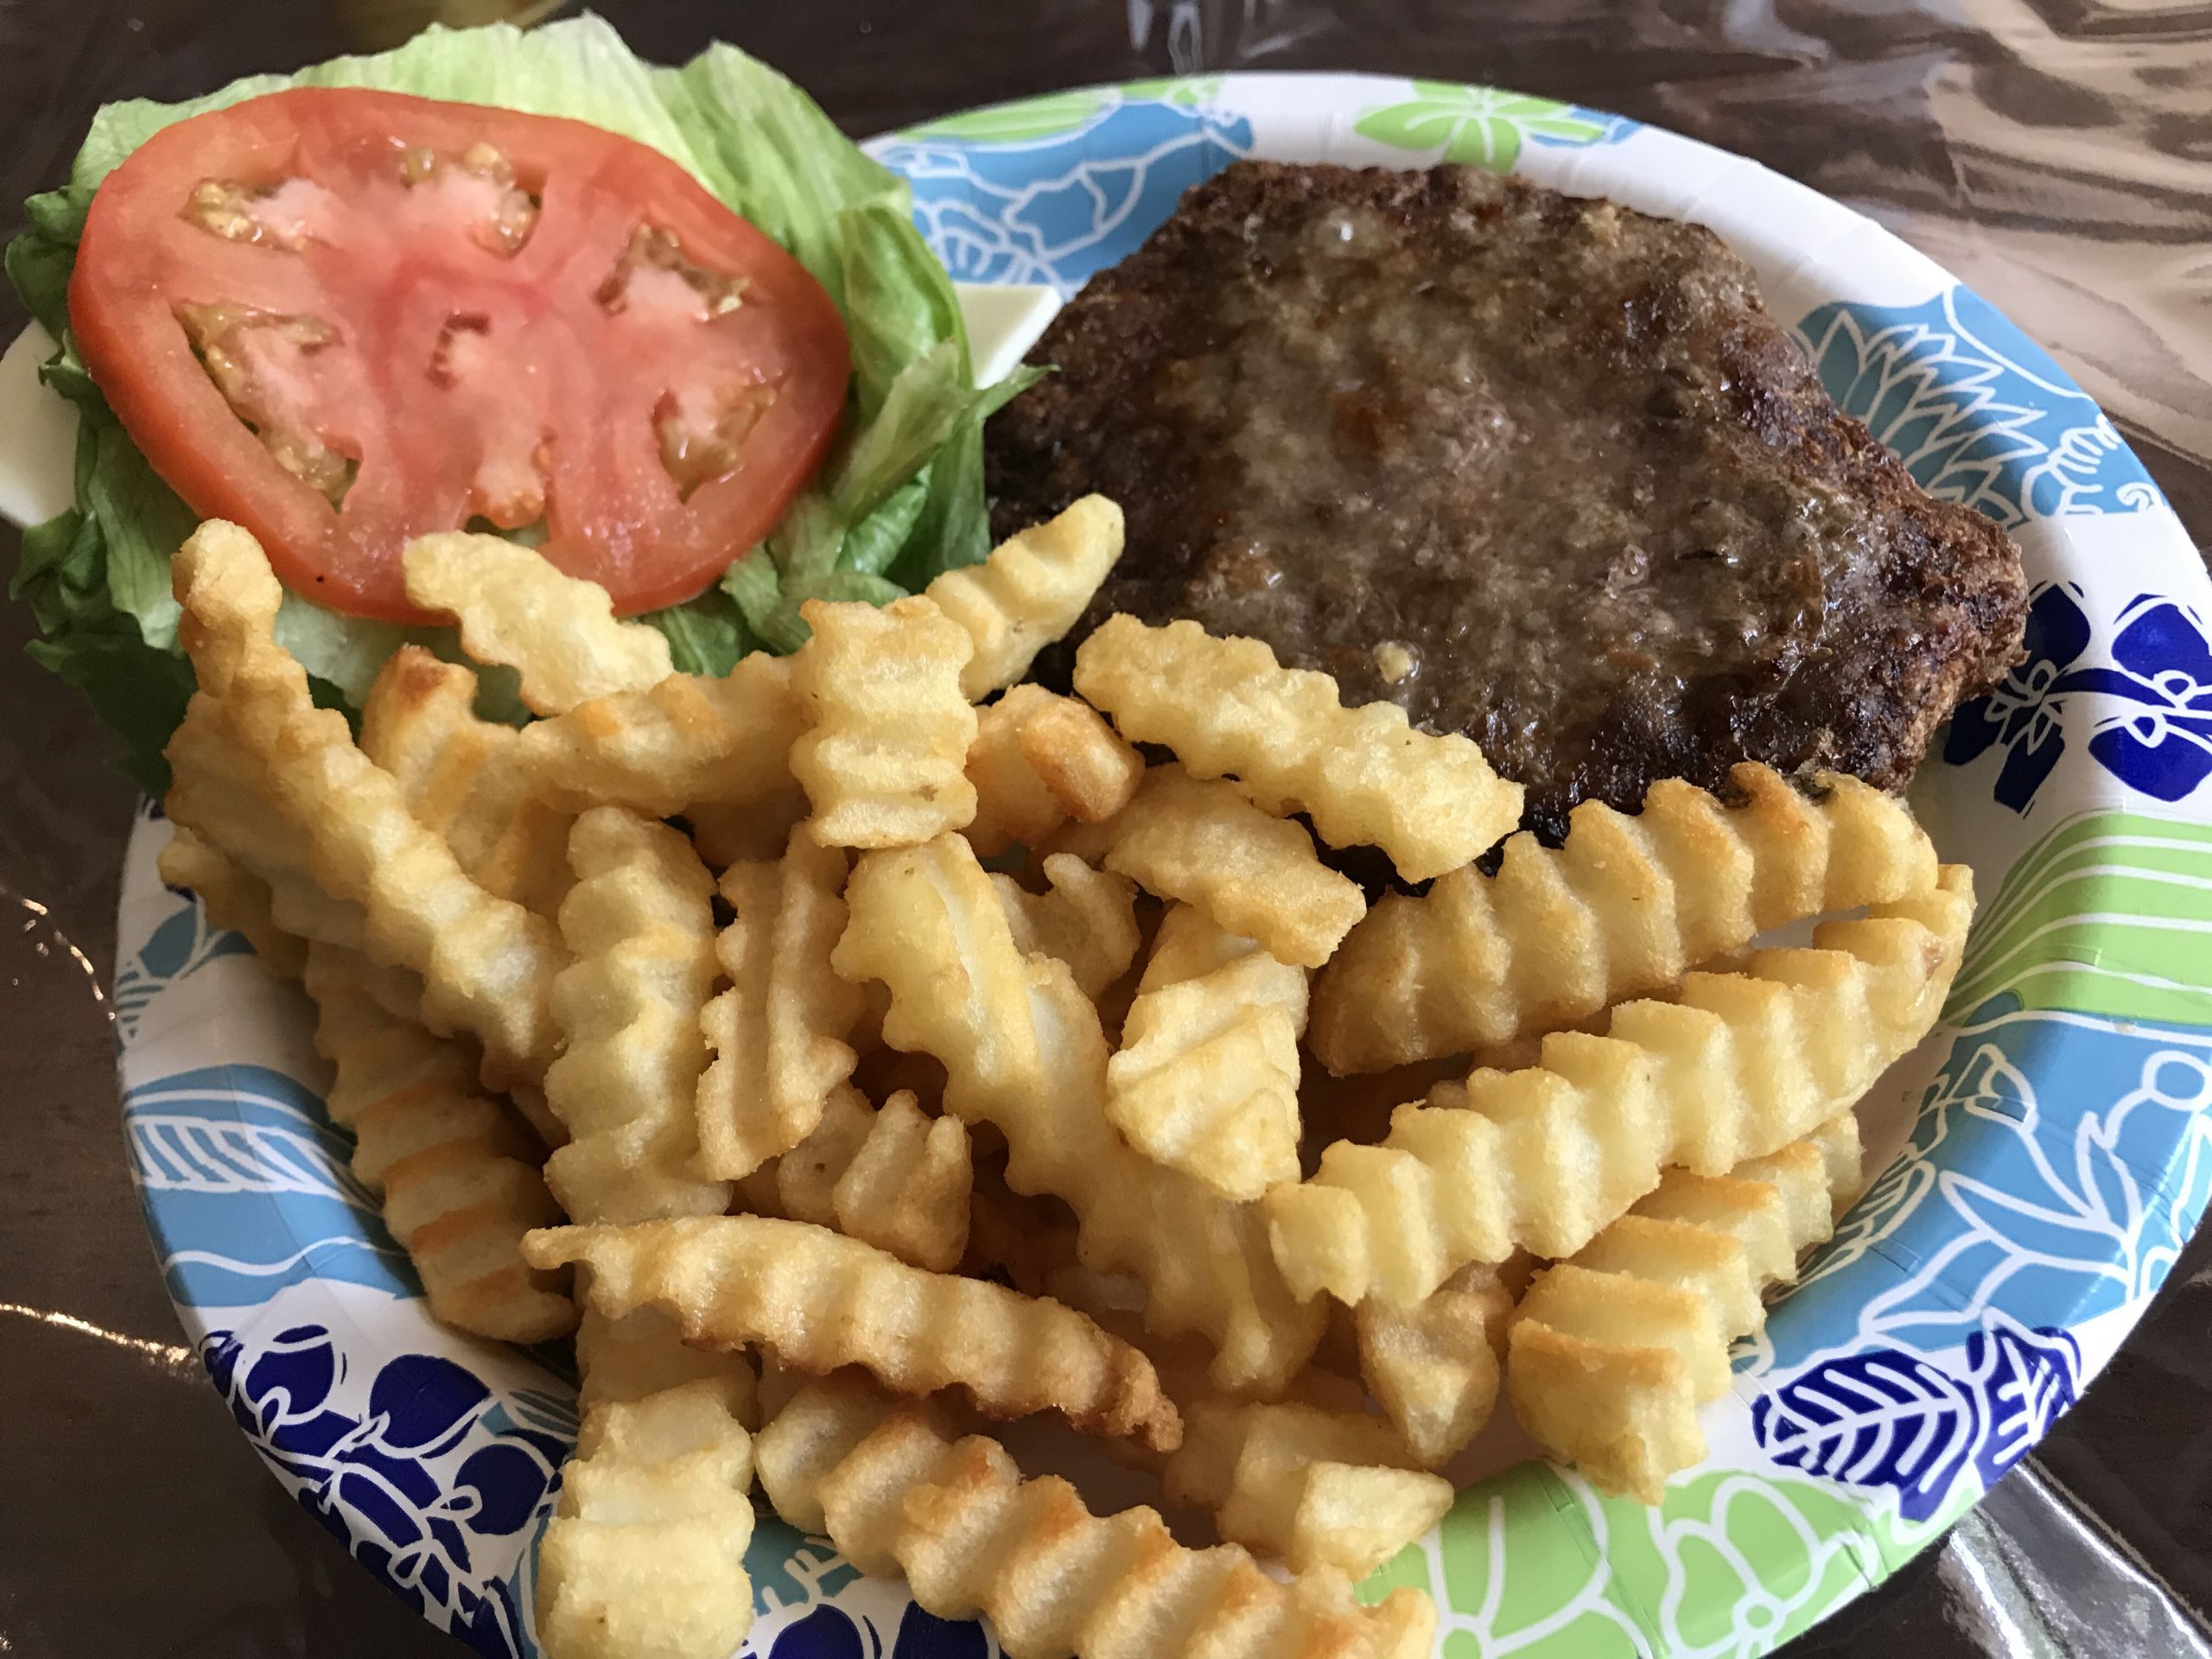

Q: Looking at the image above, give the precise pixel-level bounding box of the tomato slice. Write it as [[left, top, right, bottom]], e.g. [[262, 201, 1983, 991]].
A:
[[70, 87, 850, 620]]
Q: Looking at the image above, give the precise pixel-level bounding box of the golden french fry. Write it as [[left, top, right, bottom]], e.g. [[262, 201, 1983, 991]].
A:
[[696, 827, 862, 1180], [965, 684, 1142, 855], [169, 521, 566, 1087], [834, 834, 1325, 1394], [789, 594, 977, 848], [1164, 1396, 1451, 1579], [517, 652, 800, 817], [1268, 868, 1972, 1309], [925, 494, 1125, 701], [157, 825, 307, 981], [1311, 763, 1939, 1073], [1071, 765, 1365, 969], [525, 1215, 1181, 1452], [543, 808, 731, 1223], [771, 1084, 972, 1272], [537, 1373, 756, 1659], [1106, 904, 1307, 1201], [1356, 1262, 1514, 1467], [360, 646, 575, 920], [683, 788, 810, 869], [754, 1375, 1437, 1659], [1508, 1115, 1861, 1503], [402, 531, 673, 716], [1075, 615, 1523, 882], [302, 941, 575, 1343], [990, 852, 1141, 1001], [575, 1307, 757, 1422]]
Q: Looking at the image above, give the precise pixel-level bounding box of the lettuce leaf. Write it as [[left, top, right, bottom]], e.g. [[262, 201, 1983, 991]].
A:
[[5, 13, 1017, 786]]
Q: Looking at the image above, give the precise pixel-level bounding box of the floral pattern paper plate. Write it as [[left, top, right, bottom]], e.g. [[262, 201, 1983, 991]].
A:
[[112, 73, 2212, 1659]]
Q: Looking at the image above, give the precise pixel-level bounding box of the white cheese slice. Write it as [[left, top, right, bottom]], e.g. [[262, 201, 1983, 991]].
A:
[[0, 280, 1061, 532]]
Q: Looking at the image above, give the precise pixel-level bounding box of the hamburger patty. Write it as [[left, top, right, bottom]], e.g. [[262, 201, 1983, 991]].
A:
[[988, 162, 2027, 842]]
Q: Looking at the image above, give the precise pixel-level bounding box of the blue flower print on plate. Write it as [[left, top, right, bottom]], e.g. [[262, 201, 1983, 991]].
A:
[[766, 1602, 989, 1659], [204, 1323, 569, 1659], [1946, 582, 2212, 809], [1796, 286, 2162, 526]]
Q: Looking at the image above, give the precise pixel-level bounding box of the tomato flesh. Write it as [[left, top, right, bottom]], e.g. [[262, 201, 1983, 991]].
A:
[[70, 88, 851, 620]]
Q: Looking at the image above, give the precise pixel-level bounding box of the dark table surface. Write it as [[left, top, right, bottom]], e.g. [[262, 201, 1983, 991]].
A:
[[3, 3, 2209, 1656]]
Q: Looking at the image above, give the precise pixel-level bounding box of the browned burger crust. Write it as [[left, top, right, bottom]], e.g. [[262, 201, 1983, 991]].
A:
[[988, 162, 2026, 842]]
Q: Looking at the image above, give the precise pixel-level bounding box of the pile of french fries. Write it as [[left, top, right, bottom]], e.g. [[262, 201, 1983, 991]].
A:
[[156, 491, 1972, 1659]]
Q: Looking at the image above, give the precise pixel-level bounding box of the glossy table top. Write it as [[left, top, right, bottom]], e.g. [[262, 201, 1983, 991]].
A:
[[3, 3, 2209, 1656]]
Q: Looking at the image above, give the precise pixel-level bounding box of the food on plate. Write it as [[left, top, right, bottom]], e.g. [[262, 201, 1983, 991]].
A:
[[788, 593, 980, 847], [1105, 903, 1309, 1202], [401, 533, 675, 715], [542, 807, 729, 1223], [10, 19, 1036, 790], [1162, 1395, 1454, 1578], [359, 646, 578, 919], [989, 852, 1142, 1000], [764, 1084, 973, 1272], [1355, 1262, 1515, 1467], [754, 1374, 1439, 1659], [924, 492, 1127, 700], [168, 519, 565, 1085], [964, 683, 1144, 856], [1058, 765, 1367, 970], [1309, 762, 1940, 1074], [539, 1312, 759, 1659], [1268, 867, 1972, 1309], [155, 826, 305, 981], [835, 835, 1329, 1393], [990, 161, 2027, 840], [1074, 614, 1523, 881], [696, 828, 863, 1180], [71, 86, 852, 621], [1508, 1113, 1862, 1502], [303, 939, 575, 1342], [524, 1215, 1184, 1452], [515, 653, 800, 817]]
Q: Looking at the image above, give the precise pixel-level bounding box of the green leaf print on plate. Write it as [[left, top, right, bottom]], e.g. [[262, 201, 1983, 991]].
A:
[[1945, 810, 2212, 1029], [1354, 82, 1609, 170], [1361, 1463, 1892, 1657], [905, 88, 1112, 143], [1121, 74, 1225, 109]]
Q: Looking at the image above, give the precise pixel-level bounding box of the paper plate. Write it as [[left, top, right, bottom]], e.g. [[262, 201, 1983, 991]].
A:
[[111, 73, 2212, 1659]]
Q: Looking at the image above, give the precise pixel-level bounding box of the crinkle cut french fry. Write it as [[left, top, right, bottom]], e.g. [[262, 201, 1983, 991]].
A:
[[525, 1215, 1181, 1452], [754, 1375, 1437, 1659], [696, 828, 862, 1180], [169, 522, 566, 1087], [1106, 903, 1307, 1201], [1075, 614, 1523, 882], [576, 1307, 757, 1422], [1508, 1114, 1860, 1503], [303, 941, 575, 1343], [684, 788, 810, 869], [157, 825, 306, 980], [772, 1084, 972, 1272], [790, 594, 977, 849], [1077, 765, 1366, 969], [966, 684, 1143, 855], [1268, 867, 1973, 1309], [1356, 1262, 1513, 1467], [1163, 1395, 1452, 1579], [403, 531, 673, 716], [516, 651, 801, 817], [1310, 763, 1939, 1073], [360, 647, 575, 920], [990, 853, 1141, 1001], [924, 494, 1126, 701], [537, 1370, 756, 1659], [544, 808, 731, 1223], [834, 834, 1325, 1394]]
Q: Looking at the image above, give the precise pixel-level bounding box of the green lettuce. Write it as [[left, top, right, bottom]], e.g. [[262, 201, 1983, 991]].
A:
[[5, 13, 1020, 789]]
